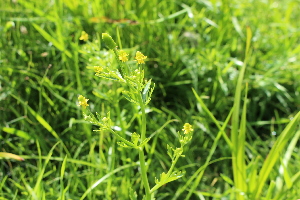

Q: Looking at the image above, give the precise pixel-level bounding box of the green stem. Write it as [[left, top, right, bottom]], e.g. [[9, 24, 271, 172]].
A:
[[112, 48, 128, 76], [167, 154, 181, 177], [140, 96, 146, 142], [139, 148, 151, 200], [150, 152, 181, 193], [138, 94, 151, 200], [109, 129, 136, 148]]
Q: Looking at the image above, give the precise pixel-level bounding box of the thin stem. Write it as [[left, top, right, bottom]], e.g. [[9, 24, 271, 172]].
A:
[[112, 48, 128, 76], [167, 154, 181, 177], [140, 96, 147, 142], [139, 148, 151, 200], [108, 129, 136, 148], [150, 151, 181, 193], [138, 94, 151, 200]]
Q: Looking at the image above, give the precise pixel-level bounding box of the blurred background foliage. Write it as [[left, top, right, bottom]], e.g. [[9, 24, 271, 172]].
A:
[[1, 0, 300, 199]]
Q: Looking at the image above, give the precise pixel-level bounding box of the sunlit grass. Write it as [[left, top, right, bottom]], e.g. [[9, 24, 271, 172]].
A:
[[1, 0, 300, 199]]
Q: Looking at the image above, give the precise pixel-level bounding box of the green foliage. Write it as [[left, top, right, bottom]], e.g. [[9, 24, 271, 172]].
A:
[[1, 0, 300, 199], [77, 33, 193, 199]]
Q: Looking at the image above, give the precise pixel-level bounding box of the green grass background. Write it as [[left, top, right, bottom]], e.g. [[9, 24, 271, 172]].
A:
[[1, 0, 300, 199]]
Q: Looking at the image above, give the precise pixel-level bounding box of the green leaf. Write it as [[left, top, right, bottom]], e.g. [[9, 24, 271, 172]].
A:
[[220, 173, 234, 185], [142, 79, 152, 102], [122, 91, 138, 105], [2, 127, 32, 140], [167, 144, 173, 159], [129, 188, 137, 200], [142, 80, 155, 105], [254, 111, 300, 198], [117, 142, 130, 148], [155, 171, 185, 185], [102, 33, 117, 49], [60, 155, 68, 200]]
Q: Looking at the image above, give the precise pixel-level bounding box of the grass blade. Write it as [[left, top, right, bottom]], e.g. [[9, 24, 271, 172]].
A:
[[254, 111, 300, 198], [32, 23, 71, 58], [231, 27, 252, 199], [2, 127, 32, 140]]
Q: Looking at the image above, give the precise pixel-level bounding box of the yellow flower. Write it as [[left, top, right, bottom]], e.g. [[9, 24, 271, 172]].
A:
[[94, 66, 103, 73], [135, 51, 147, 64], [77, 95, 89, 109], [79, 31, 89, 41], [182, 123, 193, 134], [119, 50, 129, 62]]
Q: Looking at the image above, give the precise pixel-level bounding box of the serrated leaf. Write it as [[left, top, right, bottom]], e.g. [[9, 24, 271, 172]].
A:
[[173, 148, 183, 157], [156, 171, 185, 185], [145, 83, 155, 105], [142, 79, 151, 102], [117, 142, 131, 148], [167, 144, 173, 159], [83, 113, 98, 125], [122, 92, 138, 105], [129, 188, 137, 200], [95, 112, 102, 122], [96, 74, 120, 81], [168, 171, 185, 182]]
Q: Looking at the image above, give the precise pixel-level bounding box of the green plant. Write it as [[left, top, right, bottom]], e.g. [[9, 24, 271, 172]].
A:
[[77, 33, 193, 200], [1, 0, 300, 199]]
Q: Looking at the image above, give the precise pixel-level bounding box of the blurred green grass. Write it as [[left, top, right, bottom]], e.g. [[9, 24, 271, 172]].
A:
[[1, 0, 300, 199]]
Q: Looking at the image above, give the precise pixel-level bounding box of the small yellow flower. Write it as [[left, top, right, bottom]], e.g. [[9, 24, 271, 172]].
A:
[[135, 51, 147, 64], [94, 66, 103, 73], [119, 50, 129, 62], [78, 95, 89, 109], [182, 123, 193, 134], [79, 31, 89, 41]]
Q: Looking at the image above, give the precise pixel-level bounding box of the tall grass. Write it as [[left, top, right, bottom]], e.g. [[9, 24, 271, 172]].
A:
[[1, 0, 300, 199]]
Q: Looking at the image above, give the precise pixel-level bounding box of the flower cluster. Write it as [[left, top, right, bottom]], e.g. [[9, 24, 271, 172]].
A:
[[119, 50, 129, 62], [79, 31, 89, 41], [135, 51, 147, 64], [182, 123, 193, 134], [118, 50, 147, 64], [77, 95, 89, 109], [94, 66, 104, 75]]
